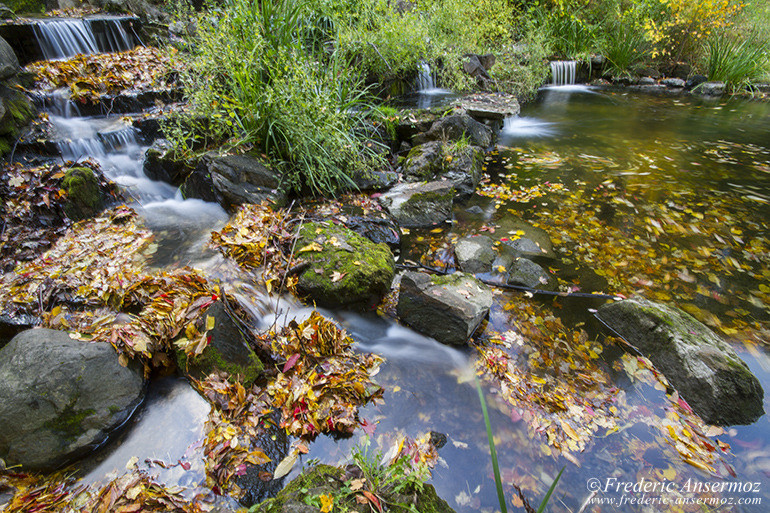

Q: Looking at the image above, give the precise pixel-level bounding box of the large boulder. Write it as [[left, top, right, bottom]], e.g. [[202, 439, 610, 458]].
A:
[[0, 36, 19, 81], [142, 139, 193, 186], [0, 329, 145, 470], [397, 271, 492, 346], [177, 301, 263, 386], [62, 167, 104, 221], [294, 221, 395, 310], [181, 153, 287, 210], [417, 114, 492, 148], [378, 181, 455, 228], [597, 298, 764, 426]]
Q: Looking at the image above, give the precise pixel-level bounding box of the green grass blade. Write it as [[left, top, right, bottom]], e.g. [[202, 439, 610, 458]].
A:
[[475, 377, 507, 513], [536, 466, 565, 513]]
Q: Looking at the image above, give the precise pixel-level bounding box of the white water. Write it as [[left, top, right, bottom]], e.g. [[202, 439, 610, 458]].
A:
[[501, 116, 557, 138], [33, 18, 134, 60], [550, 60, 577, 86]]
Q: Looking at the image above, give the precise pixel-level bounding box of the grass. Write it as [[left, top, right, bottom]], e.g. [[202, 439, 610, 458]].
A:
[[703, 31, 770, 90], [601, 20, 651, 77]]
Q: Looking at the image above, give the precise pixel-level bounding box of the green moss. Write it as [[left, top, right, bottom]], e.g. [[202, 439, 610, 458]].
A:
[[177, 345, 263, 387], [62, 167, 102, 221], [43, 400, 95, 442], [254, 465, 344, 513], [296, 221, 395, 308], [401, 187, 455, 216], [4, 0, 45, 14]]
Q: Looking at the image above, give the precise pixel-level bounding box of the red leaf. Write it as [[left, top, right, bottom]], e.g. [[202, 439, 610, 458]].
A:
[[283, 353, 300, 373]]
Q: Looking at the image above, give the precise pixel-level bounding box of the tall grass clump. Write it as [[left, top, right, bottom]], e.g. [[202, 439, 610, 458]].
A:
[[601, 19, 651, 77], [170, 0, 381, 196], [703, 31, 770, 90]]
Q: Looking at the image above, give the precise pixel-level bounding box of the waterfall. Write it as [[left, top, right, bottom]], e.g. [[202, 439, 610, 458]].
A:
[[416, 61, 435, 91], [33, 18, 135, 60], [550, 60, 577, 86]]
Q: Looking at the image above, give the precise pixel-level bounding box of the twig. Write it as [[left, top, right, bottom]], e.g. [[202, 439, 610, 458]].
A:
[[367, 42, 393, 72], [577, 490, 597, 513]]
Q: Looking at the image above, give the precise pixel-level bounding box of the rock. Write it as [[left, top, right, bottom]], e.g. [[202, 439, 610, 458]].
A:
[[0, 328, 145, 470], [685, 74, 708, 90], [403, 141, 444, 181], [462, 54, 492, 86], [236, 413, 290, 507], [459, 92, 520, 122], [663, 62, 691, 80], [403, 142, 484, 199], [342, 214, 401, 251], [454, 235, 495, 274], [0, 36, 19, 80], [62, 167, 103, 221], [661, 78, 685, 88], [637, 76, 656, 86], [597, 297, 764, 425], [347, 168, 398, 191], [495, 217, 556, 260], [0, 83, 34, 154], [505, 257, 556, 291], [295, 221, 395, 310], [397, 271, 492, 345], [636, 67, 661, 79], [419, 113, 492, 148], [177, 302, 263, 386], [0, 312, 38, 349], [378, 181, 455, 228], [696, 81, 725, 96], [182, 153, 287, 210], [142, 139, 192, 186], [442, 144, 484, 199], [395, 108, 446, 144]]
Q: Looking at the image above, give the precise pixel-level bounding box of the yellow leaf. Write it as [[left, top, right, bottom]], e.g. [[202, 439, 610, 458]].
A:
[[299, 242, 323, 253], [561, 420, 579, 441], [320, 493, 334, 513]]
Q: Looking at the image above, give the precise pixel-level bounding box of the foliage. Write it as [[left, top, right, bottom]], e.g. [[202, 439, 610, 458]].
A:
[[702, 30, 770, 90], [266, 311, 384, 438], [26, 47, 179, 104], [172, 0, 381, 196], [601, 18, 651, 77], [0, 161, 118, 271]]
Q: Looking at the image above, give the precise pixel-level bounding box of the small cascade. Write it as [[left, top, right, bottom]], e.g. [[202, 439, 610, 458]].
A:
[[34, 19, 98, 60], [501, 116, 556, 138], [33, 17, 135, 60], [550, 60, 577, 86], [416, 61, 435, 91]]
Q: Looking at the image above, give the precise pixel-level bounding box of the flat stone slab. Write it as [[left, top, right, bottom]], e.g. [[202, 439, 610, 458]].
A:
[[457, 93, 521, 121]]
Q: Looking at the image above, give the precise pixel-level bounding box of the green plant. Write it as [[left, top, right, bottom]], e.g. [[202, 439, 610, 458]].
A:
[[703, 30, 770, 90], [601, 20, 651, 77], [476, 378, 564, 512], [170, 0, 382, 196]]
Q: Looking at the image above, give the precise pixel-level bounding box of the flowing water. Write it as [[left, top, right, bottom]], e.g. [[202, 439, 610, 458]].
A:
[[26, 33, 770, 509], [550, 60, 577, 86]]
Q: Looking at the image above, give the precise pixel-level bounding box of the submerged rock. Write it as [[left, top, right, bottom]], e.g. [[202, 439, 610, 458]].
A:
[[177, 301, 263, 386], [495, 216, 557, 260], [378, 181, 455, 228], [142, 139, 193, 186], [454, 235, 495, 274], [0, 328, 145, 470], [597, 297, 764, 426], [294, 221, 395, 310], [397, 271, 492, 345], [504, 257, 557, 291]]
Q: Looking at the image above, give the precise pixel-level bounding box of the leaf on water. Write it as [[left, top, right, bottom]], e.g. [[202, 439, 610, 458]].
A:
[[273, 451, 298, 480]]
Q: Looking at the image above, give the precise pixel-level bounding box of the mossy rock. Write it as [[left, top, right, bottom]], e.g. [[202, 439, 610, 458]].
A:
[[255, 464, 455, 513], [295, 221, 395, 310], [62, 167, 103, 222], [0, 83, 34, 156], [176, 302, 264, 386], [3, 0, 45, 14]]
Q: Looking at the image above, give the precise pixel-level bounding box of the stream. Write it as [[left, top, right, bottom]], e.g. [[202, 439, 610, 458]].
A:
[[17, 27, 770, 511]]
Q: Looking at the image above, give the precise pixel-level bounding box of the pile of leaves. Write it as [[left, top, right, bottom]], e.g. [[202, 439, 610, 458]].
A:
[[0, 205, 152, 316], [210, 203, 299, 295], [478, 301, 621, 463], [196, 374, 273, 496], [26, 46, 180, 104], [267, 311, 384, 439], [0, 161, 119, 271]]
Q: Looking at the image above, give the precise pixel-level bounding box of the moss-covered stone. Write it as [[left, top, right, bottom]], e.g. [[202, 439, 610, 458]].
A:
[[176, 301, 264, 386], [42, 401, 95, 442], [4, 0, 45, 14], [0, 83, 34, 156], [62, 167, 103, 221], [295, 221, 395, 310]]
